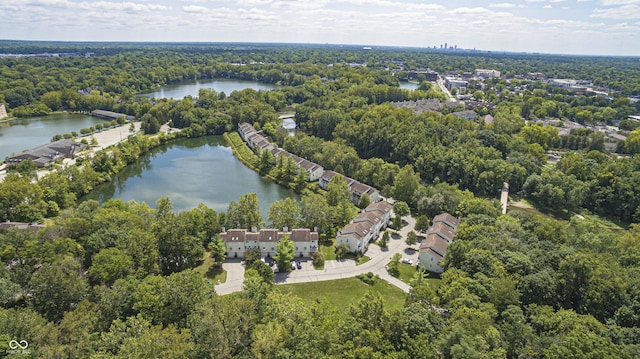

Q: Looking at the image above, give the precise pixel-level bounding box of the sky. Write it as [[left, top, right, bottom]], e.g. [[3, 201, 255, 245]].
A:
[[1, 0, 639, 56]]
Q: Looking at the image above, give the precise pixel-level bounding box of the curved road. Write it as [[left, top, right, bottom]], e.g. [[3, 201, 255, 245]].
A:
[[215, 215, 417, 295]]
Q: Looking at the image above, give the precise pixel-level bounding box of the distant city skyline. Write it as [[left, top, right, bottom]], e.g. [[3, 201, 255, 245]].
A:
[[1, 0, 639, 56]]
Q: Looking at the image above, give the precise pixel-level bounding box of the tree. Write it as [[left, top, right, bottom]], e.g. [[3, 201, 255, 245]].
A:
[[393, 215, 403, 229], [275, 235, 295, 271], [312, 250, 325, 268], [227, 193, 263, 230], [335, 242, 350, 259], [393, 165, 420, 205], [357, 193, 371, 209], [259, 148, 275, 175], [293, 167, 308, 193], [28, 256, 88, 322], [89, 247, 133, 285], [415, 215, 430, 233], [380, 230, 390, 248], [388, 253, 401, 277], [268, 197, 300, 230], [208, 235, 227, 265], [406, 230, 418, 246], [327, 174, 350, 206], [188, 296, 254, 358], [393, 201, 411, 217], [300, 193, 332, 236]]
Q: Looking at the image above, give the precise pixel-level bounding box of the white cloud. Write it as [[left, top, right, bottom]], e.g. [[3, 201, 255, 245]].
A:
[[489, 3, 516, 8], [591, 4, 640, 18]]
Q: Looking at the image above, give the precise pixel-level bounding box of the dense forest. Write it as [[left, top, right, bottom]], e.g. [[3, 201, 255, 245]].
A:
[[1, 42, 640, 358]]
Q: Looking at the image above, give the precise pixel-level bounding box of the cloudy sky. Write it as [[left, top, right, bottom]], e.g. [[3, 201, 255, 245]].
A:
[[1, 0, 639, 56]]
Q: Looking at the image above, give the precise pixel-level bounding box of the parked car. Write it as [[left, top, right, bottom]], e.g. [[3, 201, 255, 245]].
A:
[[296, 260, 302, 269], [273, 265, 279, 273], [291, 261, 296, 270], [401, 258, 413, 265]]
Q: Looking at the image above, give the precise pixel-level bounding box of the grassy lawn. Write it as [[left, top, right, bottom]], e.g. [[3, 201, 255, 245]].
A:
[[397, 263, 417, 283], [396, 263, 441, 290], [278, 277, 406, 314], [194, 252, 227, 283], [356, 256, 371, 265], [320, 241, 337, 261]]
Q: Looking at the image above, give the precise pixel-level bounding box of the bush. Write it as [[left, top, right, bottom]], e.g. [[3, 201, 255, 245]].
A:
[[356, 272, 379, 285], [312, 251, 325, 268]]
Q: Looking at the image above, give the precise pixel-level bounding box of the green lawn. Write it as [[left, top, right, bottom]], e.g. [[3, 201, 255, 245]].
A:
[[397, 263, 441, 290], [319, 241, 337, 261], [194, 252, 227, 283], [278, 277, 407, 314], [356, 256, 371, 265]]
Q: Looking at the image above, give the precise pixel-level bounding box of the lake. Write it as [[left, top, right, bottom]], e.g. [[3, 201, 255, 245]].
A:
[[0, 113, 105, 160], [137, 78, 278, 99], [83, 136, 299, 217], [400, 81, 419, 90]]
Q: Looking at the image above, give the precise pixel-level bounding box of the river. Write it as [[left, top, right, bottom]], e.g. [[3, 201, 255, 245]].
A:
[[83, 136, 299, 217], [137, 78, 278, 99], [0, 113, 104, 160]]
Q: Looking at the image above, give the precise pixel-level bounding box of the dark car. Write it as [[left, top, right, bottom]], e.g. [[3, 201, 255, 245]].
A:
[[296, 260, 302, 269]]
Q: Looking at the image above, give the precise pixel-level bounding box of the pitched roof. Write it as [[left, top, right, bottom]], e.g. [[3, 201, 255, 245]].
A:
[[258, 229, 280, 242], [221, 229, 246, 242], [287, 228, 319, 242], [338, 222, 370, 240], [428, 222, 456, 242], [433, 213, 460, 229], [353, 212, 381, 226], [365, 201, 392, 215], [419, 233, 449, 258]]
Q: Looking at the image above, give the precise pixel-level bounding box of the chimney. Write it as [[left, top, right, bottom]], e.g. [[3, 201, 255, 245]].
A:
[[314, 226, 318, 233], [221, 227, 226, 233], [283, 226, 288, 232], [251, 226, 257, 232]]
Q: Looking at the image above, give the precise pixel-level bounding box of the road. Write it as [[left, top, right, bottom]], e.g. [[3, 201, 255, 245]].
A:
[[215, 214, 418, 295], [436, 76, 457, 102]]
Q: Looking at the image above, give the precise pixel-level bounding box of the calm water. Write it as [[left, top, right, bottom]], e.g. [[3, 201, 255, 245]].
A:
[[83, 136, 299, 216], [137, 78, 277, 99], [400, 81, 419, 90], [0, 113, 104, 159]]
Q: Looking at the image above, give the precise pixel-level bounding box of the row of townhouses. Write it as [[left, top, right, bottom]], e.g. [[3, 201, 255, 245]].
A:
[[418, 213, 460, 273], [238, 122, 380, 204], [336, 201, 393, 254], [220, 228, 319, 259]]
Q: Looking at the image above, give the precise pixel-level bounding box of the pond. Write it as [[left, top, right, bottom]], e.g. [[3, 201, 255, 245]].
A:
[[399, 81, 420, 90], [0, 113, 105, 160], [136, 78, 278, 99], [83, 135, 299, 217]]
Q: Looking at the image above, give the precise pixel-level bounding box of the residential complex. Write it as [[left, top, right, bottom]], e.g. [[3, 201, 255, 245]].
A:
[[418, 213, 460, 273], [220, 228, 319, 258], [336, 201, 393, 253], [238, 122, 380, 204]]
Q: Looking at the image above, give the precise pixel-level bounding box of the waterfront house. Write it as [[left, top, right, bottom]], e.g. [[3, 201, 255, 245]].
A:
[[6, 139, 86, 168]]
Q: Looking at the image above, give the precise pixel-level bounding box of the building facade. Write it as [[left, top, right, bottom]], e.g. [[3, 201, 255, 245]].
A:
[[220, 228, 319, 258]]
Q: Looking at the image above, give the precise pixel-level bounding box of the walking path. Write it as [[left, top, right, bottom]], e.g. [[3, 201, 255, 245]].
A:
[[215, 214, 417, 295]]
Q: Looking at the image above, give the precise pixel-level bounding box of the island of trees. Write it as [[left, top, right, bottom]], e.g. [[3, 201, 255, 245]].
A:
[[1, 41, 640, 357]]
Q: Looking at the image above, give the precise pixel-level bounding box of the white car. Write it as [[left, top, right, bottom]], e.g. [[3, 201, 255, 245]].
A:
[[401, 258, 413, 265]]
